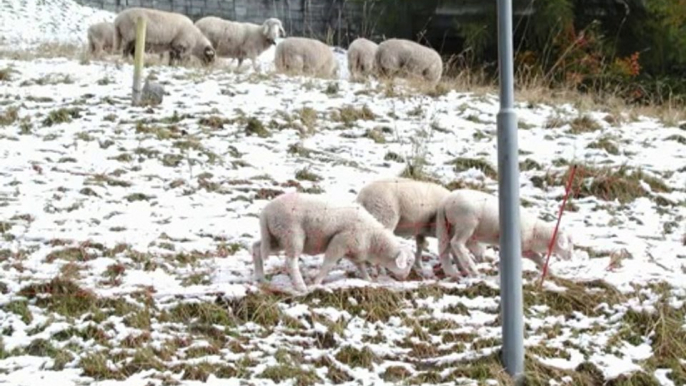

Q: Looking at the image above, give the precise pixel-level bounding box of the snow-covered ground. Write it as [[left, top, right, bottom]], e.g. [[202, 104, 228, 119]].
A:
[[1, 1, 686, 386]]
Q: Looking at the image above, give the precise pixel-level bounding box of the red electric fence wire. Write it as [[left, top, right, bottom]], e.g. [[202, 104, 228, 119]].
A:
[[539, 164, 578, 287]]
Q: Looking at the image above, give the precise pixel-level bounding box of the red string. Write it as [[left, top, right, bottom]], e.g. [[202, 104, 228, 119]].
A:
[[539, 164, 578, 287]]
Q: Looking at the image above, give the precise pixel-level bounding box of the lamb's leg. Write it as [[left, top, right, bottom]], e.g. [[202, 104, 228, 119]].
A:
[[312, 233, 348, 287], [450, 231, 479, 277], [523, 251, 550, 274], [251, 240, 266, 283], [412, 235, 426, 277], [354, 261, 372, 282], [467, 241, 487, 263], [284, 233, 307, 292], [236, 58, 244, 70]]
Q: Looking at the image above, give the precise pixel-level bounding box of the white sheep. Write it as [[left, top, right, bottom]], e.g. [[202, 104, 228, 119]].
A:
[[251, 192, 415, 292], [87, 21, 115, 57], [195, 16, 285, 70], [435, 189, 575, 278], [274, 37, 338, 78], [113, 7, 215, 66], [356, 177, 450, 276], [347, 37, 378, 80], [374, 38, 443, 85]]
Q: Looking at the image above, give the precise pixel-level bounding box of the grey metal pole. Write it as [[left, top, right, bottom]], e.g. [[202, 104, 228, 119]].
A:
[[496, 0, 524, 382]]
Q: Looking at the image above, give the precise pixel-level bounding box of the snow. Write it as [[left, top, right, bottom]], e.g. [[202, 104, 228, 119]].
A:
[[1, 0, 686, 385]]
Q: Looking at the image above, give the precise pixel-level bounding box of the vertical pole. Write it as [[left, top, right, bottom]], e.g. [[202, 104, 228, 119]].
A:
[[496, 0, 524, 383], [132, 16, 146, 106]]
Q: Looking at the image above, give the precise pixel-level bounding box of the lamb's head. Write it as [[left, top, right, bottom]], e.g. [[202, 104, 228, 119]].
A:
[[382, 245, 415, 280], [553, 230, 574, 261], [262, 18, 286, 45]]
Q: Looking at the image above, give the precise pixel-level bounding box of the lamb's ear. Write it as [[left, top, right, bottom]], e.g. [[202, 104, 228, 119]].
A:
[[262, 23, 270, 36], [556, 232, 570, 250], [394, 250, 409, 270]]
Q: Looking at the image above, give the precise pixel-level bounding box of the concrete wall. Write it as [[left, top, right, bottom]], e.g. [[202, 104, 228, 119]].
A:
[[76, 0, 369, 46]]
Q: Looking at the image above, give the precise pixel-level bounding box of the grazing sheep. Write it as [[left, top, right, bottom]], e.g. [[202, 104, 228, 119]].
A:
[[435, 189, 574, 278], [274, 37, 338, 78], [195, 16, 285, 70], [347, 37, 378, 80], [113, 7, 215, 66], [356, 177, 450, 276], [251, 192, 415, 292], [374, 38, 443, 85], [87, 21, 115, 57]]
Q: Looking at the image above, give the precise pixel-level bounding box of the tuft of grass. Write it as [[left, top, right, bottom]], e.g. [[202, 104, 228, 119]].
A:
[[588, 136, 620, 155], [125, 193, 155, 202], [0, 66, 16, 81], [384, 151, 404, 163], [448, 157, 498, 179], [295, 167, 322, 182], [666, 134, 686, 145], [18, 277, 98, 318], [569, 115, 603, 134], [296, 107, 318, 133], [1, 300, 33, 325], [42, 107, 81, 127], [332, 105, 376, 125], [0, 106, 19, 126], [259, 364, 320, 386], [334, 346, 378, 370], [304, 286, 405, 322], [364, 127, 386, 143], [45, 247, 94, 263], [245, 117, 270, 137], [382, 366, 412, 382], [198, 115, 230, 129]]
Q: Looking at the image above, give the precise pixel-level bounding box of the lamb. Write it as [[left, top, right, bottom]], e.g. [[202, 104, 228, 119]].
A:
[[355, 177, 450, 276], [195, 16, 285, 70], [274, 37, 338, 78], [347, 37, 378, 80], [374, 38, 443, 85], [251, 192, 415, 292], [113, 7, 215, 66], [435, 189, 575, 278], [87, 21, 115, 57]]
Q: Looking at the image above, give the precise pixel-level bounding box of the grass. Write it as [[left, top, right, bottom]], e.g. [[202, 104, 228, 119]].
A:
[[245, 117, 270, 137], [295, 167, 322, 182], [0, 106, 19, 126], [588, 136, 620, 155], [448, 157, 498, 179], [331, 105, 376, 125], [334, 346, 378, 370], [42, 107, 81, 127]]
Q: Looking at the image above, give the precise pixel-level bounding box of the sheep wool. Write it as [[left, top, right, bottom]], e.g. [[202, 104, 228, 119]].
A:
[[435, 189, 575, 278], [356, 177, 450, 275], [251, 192, 415, 292], [113, 7, 215, 65], [374, 38, 443, 85], [87, 21, 115, 57], [274, 37, 338, 78], [347, 37, 378, 80], [195, 16, 285, 70]]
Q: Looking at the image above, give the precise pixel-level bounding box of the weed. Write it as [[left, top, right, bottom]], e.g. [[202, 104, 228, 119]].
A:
[[297, 107, 318, 133], [449, 157, 498, 179], [42, 107, 81, 127], [332, 105, 376, 125], [0, 106, 19, 126], [245, 117, 270, 137], [569, 115, 603, 134], [0, 66, 15, 81], [588, 136, 620, 155], [295, 167, 322, 182], [364, 128, 386, 143]]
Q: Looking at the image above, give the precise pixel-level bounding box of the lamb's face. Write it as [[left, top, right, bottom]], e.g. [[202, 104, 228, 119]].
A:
[[201, 45, 216, 64], [554, 231, 574, 260], [384, 247, 415, 280], [262, 18, 285, 45]]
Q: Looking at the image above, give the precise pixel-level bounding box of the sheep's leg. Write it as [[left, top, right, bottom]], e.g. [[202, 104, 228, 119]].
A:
[[284, 233, 307, 292], [236, 58, 244, 70], [354, 261, 372, 282], [312, 234, 347, 287], [412, 235, 426, 277], [251, 240, 266, 283], [450, 232, 479, 277], [467, 241, 487, 263], [523, 251, 550, 274]]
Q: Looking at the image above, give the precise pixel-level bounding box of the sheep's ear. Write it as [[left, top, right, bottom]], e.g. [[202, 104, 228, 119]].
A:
[[394, 251, 409, 270], [279, 25, 286, 37], [262, 23, 270, 36], [556, 232, 570, 250]]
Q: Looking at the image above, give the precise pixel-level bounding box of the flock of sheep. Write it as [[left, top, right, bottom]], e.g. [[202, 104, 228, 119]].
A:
[[86, 7, 445, 83], [253, 178, 575, 293], [83, 7, 575, 292]]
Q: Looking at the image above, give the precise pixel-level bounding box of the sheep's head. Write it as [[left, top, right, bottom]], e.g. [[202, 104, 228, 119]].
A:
[[262, 18, 285, 45], [553, 230, 574, 260], [383, 246, 415, 280], [202, 45, 216, 64]]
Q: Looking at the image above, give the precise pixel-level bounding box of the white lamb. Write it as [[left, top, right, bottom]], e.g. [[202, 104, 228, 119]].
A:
[[435, 189, 575, 278], [113, 7, 215, 66], [195, 16, 285, 70], [347, 37, 378, 80], [251, 192, 415, 292], [356, 177, 450, 276], [274, 37, 338, 78], [87, 21, 115, 57], [374, 38, 443, 85]]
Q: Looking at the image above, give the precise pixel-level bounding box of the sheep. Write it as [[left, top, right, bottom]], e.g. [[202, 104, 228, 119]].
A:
[[355, 177, 450, 277], [113, 7, 215, 66], [251, 192, 415, 292], [87, 21, 115, 57], [374, 38, 443, 85], [347, 37, 378, 80], [195, 16, 285, 70], [435, 189, 575, 278], [274, 37, 338, 78]]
